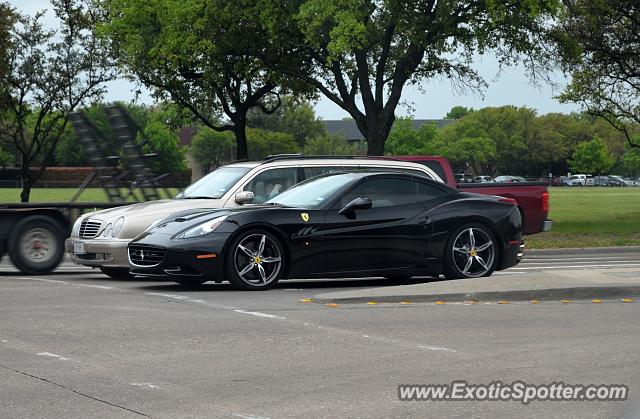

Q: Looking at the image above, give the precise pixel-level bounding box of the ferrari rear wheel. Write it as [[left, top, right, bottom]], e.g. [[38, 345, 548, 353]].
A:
[[444, 223, 497, 280], [226, 230, 284, 290]]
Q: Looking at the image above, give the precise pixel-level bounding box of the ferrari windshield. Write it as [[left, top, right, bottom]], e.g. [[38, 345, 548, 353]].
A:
[[266, 173, 355, 209], [178, 166, 252, 199]]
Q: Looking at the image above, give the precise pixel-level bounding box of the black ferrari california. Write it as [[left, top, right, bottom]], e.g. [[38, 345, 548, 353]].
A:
[[128, 172, 523, 290]]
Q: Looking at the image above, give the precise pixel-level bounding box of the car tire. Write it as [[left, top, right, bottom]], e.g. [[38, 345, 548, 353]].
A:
[[443, 223, 498, 280], [8, 215, 66, 275], [100, 267, 135, 279], [225, 229, 285, 291]]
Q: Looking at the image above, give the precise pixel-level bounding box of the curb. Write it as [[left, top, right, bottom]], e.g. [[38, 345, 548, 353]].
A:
[[313, 286, 640, 304], [525, 246, 640, 256]]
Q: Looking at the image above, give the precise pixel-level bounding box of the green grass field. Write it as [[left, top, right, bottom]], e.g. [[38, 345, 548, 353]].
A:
[[1, 186, 638, 249], [526, 187, 640, 249], [0, 188, 180, 203]]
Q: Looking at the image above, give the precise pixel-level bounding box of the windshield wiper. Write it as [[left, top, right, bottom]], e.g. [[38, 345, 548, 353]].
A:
[[179, 196, 217, 199]]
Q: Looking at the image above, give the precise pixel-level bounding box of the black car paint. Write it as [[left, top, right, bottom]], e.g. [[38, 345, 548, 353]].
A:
[[129, 173, 522, 281]]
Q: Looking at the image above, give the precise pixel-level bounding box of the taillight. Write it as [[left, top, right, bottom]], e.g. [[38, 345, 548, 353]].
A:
[[542, 191, 549, 213], [497, 197, 517, 205]]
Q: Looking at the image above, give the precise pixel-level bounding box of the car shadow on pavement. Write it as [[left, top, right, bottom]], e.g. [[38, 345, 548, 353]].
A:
[[135, 276, 443, 293]]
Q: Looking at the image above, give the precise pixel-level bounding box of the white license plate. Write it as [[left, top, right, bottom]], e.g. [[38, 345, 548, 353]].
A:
[[73, 241, 86, 255]]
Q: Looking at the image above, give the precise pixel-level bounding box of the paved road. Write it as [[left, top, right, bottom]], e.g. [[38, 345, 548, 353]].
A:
[[1, 251, 639, 418]]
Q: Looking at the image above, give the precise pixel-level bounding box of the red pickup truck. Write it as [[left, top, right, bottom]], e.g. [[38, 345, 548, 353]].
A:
[[394, 156, 552, 235]]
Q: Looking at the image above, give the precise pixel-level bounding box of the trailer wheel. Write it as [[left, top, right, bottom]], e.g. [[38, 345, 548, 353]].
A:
[[8, 215, 66, 275]]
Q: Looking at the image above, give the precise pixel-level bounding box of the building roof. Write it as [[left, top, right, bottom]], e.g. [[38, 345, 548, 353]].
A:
[[322, 119, 454, 141]]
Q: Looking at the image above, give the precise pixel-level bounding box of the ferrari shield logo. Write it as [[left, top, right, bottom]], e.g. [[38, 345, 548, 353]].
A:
[[300, 213, 310, 222]]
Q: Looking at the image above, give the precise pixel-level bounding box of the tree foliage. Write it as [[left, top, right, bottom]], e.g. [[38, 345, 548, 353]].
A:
[[555, 0, 640, 148], [258, 0, 560, 155], [247, 96, 326, 147], [569, 137, 613, 174], [101, 0, 311, 160], [302, 134, 362, 155], [190, 128, 235, 173], [0, 0, 113, 201]]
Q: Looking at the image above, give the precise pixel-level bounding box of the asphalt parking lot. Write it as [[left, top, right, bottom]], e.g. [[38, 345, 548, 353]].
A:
[[1, 252, 639, 418]]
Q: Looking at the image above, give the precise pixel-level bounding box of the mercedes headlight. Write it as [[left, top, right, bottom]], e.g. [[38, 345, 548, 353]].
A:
[[111, 217, 125, 238], [178, 216, 228, 239], [101, 223, 112, 238]]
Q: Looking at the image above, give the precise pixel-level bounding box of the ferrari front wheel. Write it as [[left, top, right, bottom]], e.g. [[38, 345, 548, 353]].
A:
[[225, 230, 285, 290], [444, 223, 497, 280]]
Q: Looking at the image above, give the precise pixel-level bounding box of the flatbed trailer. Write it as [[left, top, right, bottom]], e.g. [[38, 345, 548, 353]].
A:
[[0, 202, 129, 274]]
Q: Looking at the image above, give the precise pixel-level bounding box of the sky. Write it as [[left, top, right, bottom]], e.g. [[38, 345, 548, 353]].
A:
[[9, 0, 580, 120]]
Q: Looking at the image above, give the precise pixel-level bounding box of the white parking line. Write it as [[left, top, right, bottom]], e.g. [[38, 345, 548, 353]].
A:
[[233, 310, 286, 320], [37, 352, 71, 361], [510, 263, 640, 270]]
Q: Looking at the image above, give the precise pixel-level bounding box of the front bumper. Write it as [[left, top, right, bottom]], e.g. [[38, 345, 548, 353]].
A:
[[65, 238, 130, 268], [128, 233, 230, 281], [542, 220, 553, 232]]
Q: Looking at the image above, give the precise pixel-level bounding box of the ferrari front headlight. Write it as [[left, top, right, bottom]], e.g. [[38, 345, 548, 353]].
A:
[[178, 216, 228, 239]]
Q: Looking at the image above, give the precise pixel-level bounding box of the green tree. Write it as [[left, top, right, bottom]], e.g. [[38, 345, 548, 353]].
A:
[[246, 129, 300, 159], [303, 134, 361, 155], [623, 147, 640, 177], [190, 128, 235, 173], [54, 125, 85, 166], [385, 118, 442, 156], [101, 0, 311, 160], [445, 106, 474, 120], [0, 1, 113, 201], [555, 0, 640, 148], [0, 145, 12, 168], [141, 108, 187, 174], [247, 96, 326, 147], [569, 137, 613, 174], [259, 0, 559, 155]]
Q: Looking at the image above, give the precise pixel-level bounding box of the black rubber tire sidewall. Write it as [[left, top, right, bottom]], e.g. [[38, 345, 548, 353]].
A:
[[8, 216, 66, 275], [443, 222, 498, 280], [224, 229, 285, 291]]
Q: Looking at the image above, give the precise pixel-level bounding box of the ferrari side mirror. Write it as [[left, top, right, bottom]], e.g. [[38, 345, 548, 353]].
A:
[[338, 197, 372, 215]]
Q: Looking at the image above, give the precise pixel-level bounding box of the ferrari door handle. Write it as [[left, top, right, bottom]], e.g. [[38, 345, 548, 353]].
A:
[[420, 216, 432, 225]]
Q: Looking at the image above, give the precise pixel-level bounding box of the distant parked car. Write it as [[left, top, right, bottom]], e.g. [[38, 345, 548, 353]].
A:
[[566, 174, 588, 186], [594, 176, 614, 186], [473, 175, 492, 183], [586, 175, 595, 186], [608, 175, 630, 186], [492, 175, 527, 183], [454, 173, 474, 183], [550, 176, 569, 187]]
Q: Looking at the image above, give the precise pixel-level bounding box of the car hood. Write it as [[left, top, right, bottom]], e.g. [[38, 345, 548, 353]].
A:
[[142, 205, 278, 237], [87, 198, 226, 222], [79, 198, 228, 240]]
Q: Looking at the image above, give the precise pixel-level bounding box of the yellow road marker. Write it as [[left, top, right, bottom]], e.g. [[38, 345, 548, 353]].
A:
[[299, 298, 313, 303], [434, 301, 446, 305], [592, 299, 602, 303], [530, 300, 540, 304], [399, 301, 412, 305], [622, 298, 633, 303], [325, 303, 339, 307], [561, 300, 573, 304], [498, 300, 510, 304], [367, 301, 378, 305]]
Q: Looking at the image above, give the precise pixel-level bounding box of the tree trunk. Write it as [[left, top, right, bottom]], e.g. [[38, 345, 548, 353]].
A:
[[234, 117, 249, 160], [20, 166, 31, 203], [362, 113, 395, 156]]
